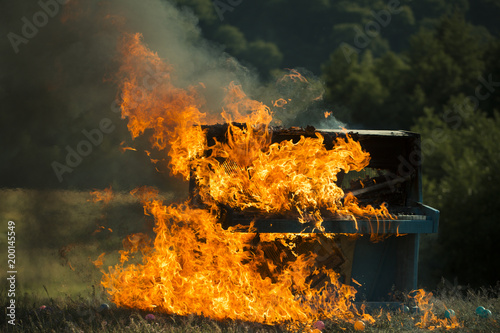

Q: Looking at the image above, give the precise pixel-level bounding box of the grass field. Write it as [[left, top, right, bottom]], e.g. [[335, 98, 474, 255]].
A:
[[0, 188, 163, 296], [2, 286, 499, 332], [1, 189, 498, 332]]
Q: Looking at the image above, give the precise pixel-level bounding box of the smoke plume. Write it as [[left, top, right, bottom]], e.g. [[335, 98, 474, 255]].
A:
[[0, 0, 342, 190]]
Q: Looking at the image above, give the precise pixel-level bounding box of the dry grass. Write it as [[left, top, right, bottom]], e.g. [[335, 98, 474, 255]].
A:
[[1, 285, 499, 332], [1, 189, 498, 332]]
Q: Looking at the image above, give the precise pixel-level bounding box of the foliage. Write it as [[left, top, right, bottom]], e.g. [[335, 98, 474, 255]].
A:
[[321, 12, 496, 129], [173, 0, 218, 24], [322, 50, 412, 128], [413, 105, 500, 287], [241, 40, 283, 77], [213, 25, 247, 55]]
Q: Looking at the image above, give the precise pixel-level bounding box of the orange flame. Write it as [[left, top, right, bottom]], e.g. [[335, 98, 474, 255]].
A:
[[93, 252, 106, 269], [92, 225, 113, 235], [118, 33, 207, 179], [411, 289, 462, 330], [119, 141, 137, 152], [279, 68, 308, 84], [101, 33, 396, 327], [196, 131, 390, 229], [102, 188, 373, 326], [90, 186, 114, 205], [273, 98, 288, 108]]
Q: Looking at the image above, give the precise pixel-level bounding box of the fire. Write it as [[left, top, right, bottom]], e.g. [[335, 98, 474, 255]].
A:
[[273, 98, 288, 108], [196, 131, 391, 228], [119, 141, 137, 152], [101, 33, 395, 327], [279, 68, 309, 83], [102, 187, 373, 326], [411, 290, 462, 330], [90, 186, 114, 205], [93, 252, 106, 269], [117, 33, 207, 179]]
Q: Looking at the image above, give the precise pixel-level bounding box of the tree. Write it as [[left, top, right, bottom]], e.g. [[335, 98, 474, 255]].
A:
[[171, 0, 217, 24], [410, 0, 469, 22], [322, 12, 493, 130], [322, 49, 411, 128], [241, 40, 283, 78], [482, 39, 500, 116], [468, 0, 500, 36], [413, 98, 500, 287], [407, 12, 489, 111], [213, 25, 247, 55]]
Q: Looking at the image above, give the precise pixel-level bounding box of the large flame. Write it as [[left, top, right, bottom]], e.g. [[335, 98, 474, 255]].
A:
[[118, 33, 208, 178], [102, 187, 376, 327], [101, 33, 395, 327]]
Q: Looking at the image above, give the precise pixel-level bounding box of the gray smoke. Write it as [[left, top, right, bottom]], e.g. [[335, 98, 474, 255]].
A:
[[0, 0, 342, 190], [0, 0, 256, 189]]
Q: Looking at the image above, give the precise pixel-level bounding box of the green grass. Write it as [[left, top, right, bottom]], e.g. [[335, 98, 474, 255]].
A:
[[0, 188, 172, 296], [1, 189, 499, 332]]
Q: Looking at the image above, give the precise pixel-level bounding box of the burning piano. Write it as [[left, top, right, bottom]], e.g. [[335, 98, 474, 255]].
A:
[[189, 124, 439, 305], [106, 36, 441, 323]]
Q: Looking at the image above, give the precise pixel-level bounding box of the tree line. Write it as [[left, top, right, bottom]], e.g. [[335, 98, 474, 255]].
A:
[[177, 0, 500, 288]]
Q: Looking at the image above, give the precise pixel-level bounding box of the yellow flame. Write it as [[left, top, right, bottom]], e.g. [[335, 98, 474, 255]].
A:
[[102, 188, 372, 326], [412, 289, 462, 330], [100, 32, 397, 327]]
